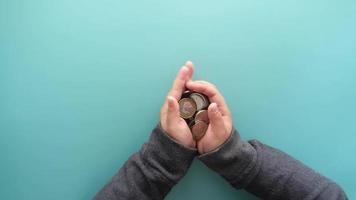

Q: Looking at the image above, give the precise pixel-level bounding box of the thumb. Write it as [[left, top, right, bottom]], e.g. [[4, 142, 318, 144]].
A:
[[208, 103, 226, 136], [166, 96, 180, 123]]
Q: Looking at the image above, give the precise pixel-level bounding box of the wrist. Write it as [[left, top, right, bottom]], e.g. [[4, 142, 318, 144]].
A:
[[159, 121, 197, 149], [133, 124, 198, 186], [198, 126, 233, 154], [197, 128, 257, 188]]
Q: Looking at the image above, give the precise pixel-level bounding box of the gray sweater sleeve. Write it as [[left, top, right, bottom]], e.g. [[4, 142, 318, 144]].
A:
[[199, 129, 348, 200], [93, 124, 198, 200]]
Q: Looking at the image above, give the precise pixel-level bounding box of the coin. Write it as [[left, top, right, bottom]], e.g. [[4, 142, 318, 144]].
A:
[[190, 93, 209, 110], [181, 90, 192, 98], [188, 119, 195, 128], [191, 120, 208, 140], [195, 110, 209, 123], [179, 98, 197, 119]]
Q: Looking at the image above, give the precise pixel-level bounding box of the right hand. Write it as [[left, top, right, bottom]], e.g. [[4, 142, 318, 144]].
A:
[[186, 80, 233, 154]]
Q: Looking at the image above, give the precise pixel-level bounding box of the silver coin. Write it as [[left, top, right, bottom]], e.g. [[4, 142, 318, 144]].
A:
[[190, 93, 209, 110], [195, 110, 209, 123], [191, 120, 208, 140]]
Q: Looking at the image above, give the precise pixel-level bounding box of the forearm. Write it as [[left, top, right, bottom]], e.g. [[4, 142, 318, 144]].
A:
[[94, 124, 197, 200], [199, 129, 347, 200]]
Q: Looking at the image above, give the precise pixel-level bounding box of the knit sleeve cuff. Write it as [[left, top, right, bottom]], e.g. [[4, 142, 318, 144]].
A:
[[198, 128, 258, 188], [140, 124, 198, 183]]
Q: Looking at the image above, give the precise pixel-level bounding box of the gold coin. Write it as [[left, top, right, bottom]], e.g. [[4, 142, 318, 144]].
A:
[[178, 98, 197, 119], [191, 120, 208, 140], [190, 93, 209, 110], [195, 110, 209, 123]]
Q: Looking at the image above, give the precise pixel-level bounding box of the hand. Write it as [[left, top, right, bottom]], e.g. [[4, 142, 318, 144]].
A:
[[160, 61, 196, 148], [186, 80, 233, 154]]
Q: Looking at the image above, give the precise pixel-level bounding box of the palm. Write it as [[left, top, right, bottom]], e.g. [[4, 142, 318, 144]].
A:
[[176, 118, 195, 145], [197, 116, 231, 153], [161, 109, 195, 147]]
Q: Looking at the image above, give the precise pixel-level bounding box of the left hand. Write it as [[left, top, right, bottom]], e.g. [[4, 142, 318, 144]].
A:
[[160, 61, 196, 148]]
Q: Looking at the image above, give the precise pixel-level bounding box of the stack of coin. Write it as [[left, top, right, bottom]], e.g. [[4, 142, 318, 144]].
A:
[[178, 90, 210, 140]]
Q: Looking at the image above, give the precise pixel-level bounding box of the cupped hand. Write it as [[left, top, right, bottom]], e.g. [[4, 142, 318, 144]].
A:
[[160, 61, 196, 148], [186, 80, 233, 154]]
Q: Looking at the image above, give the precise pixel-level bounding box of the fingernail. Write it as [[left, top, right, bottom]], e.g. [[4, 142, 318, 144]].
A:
[[181, 66, 188, 72], [179, 66, 188, 77], [211, 103, 218, 112], [167, 96, 174, 107]]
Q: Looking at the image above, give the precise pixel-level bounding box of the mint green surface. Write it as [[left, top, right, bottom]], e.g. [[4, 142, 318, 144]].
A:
[[1, 0, 355, 199]]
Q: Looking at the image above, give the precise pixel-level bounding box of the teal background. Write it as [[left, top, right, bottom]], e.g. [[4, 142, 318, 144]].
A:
[[1, 0, 355, 199]]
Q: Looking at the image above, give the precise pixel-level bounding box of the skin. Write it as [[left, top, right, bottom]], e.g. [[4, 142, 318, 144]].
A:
[[160, 61, 232, 154]]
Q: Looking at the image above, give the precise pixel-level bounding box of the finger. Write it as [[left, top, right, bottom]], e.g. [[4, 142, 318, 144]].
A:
[[168, 66, 189, 100], [186, 80, 231, 116], [208, 103, 226, 135], [185, 60, 194, 80], [166, 96, 180, 123]]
